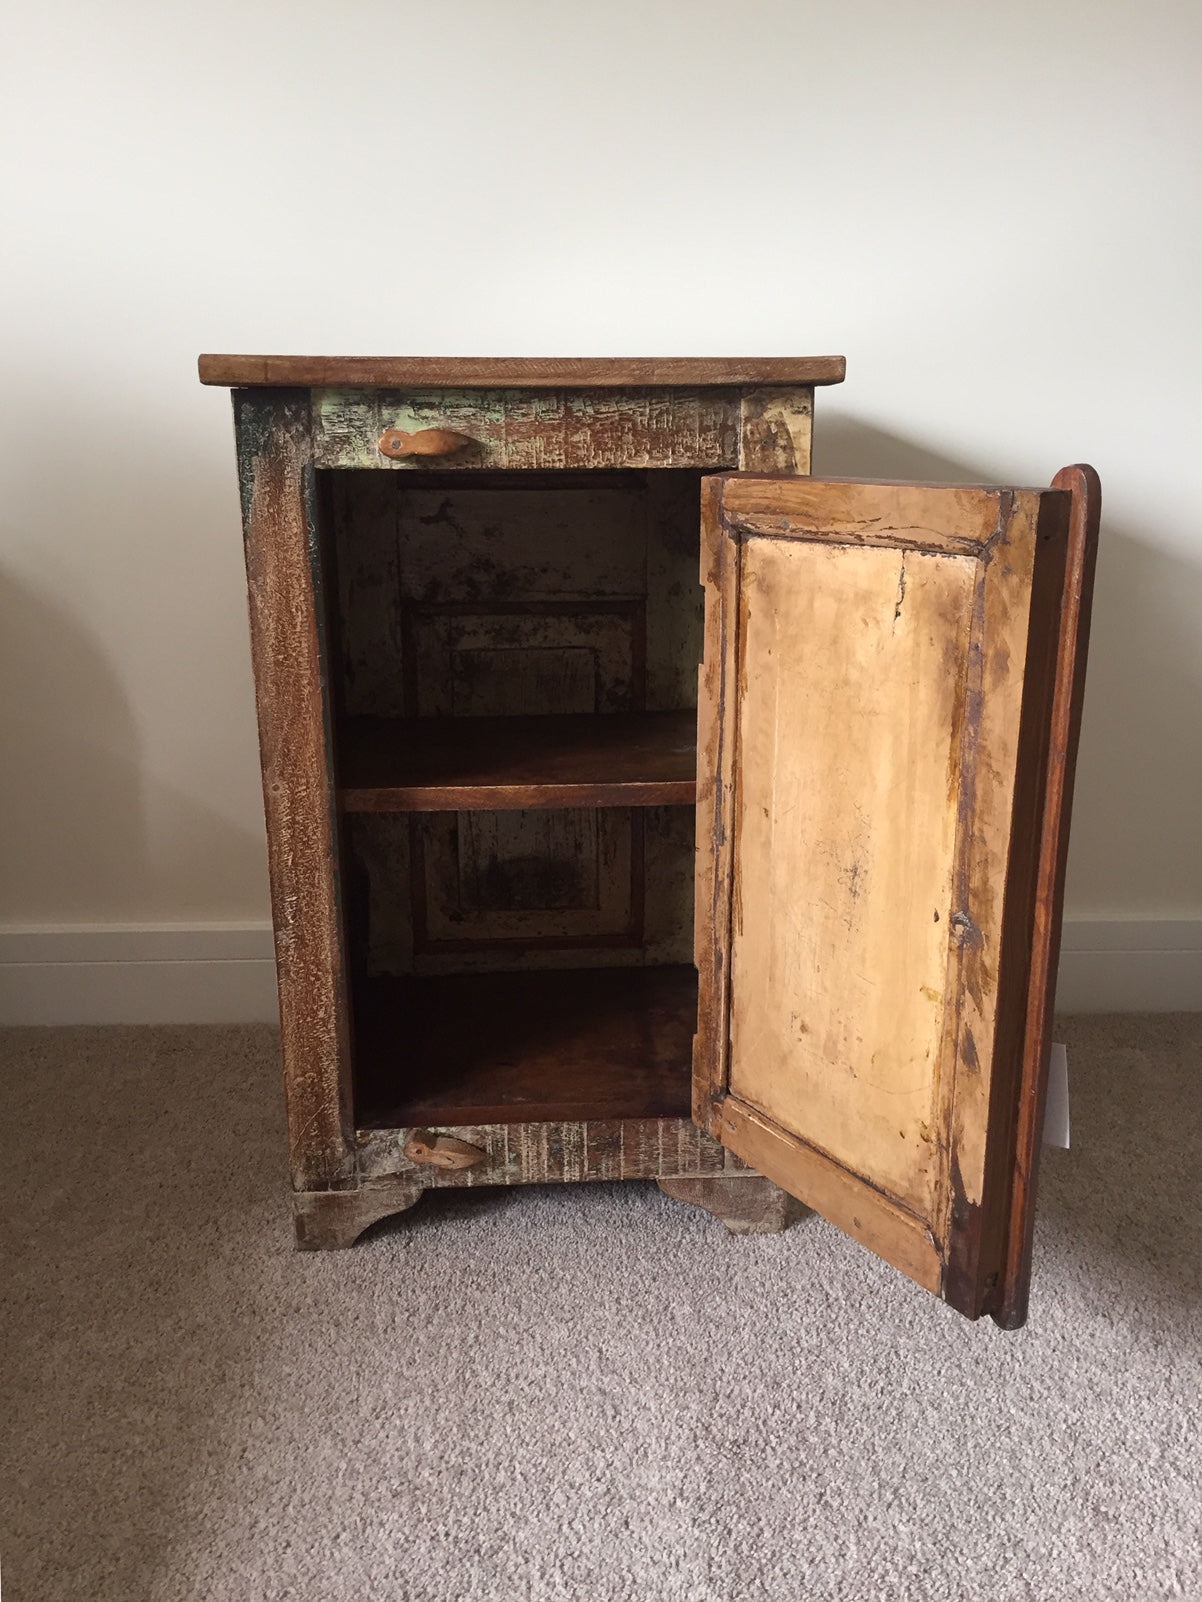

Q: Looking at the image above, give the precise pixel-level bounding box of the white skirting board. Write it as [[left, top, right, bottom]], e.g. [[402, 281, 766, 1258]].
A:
[[1052, 920, 1202, 1014], [0, 925, 280, 1025], [0, 920, 1199, 1026]]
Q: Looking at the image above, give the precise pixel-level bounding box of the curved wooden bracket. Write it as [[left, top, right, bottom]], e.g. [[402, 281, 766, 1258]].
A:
[[293, 1176, 423, 1249]]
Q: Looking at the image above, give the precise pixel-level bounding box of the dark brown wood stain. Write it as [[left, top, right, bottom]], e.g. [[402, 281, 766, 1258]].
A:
[[354, 965, 697, 1127], [339, 710, 697, 811]]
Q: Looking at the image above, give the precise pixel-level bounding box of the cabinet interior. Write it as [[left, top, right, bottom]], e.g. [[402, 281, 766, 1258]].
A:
[[321, 468, 706, 1128]]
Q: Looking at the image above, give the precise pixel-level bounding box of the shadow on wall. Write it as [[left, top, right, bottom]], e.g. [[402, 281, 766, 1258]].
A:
[[1, 409, 1199, 927], [814, 418, 1202, 916], [0, 350, 272, 928], [0, 567, 268, 924]]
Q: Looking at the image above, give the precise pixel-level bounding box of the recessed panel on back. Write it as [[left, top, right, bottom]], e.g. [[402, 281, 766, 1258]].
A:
[[728, 540, 976, 1218]]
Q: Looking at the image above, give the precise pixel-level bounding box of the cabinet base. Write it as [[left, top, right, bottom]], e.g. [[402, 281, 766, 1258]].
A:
[[657, 1174, 803, 1234], [291, 1117, 782, 1250]]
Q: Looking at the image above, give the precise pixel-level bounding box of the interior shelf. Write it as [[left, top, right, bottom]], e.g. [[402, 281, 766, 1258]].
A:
[[353, 965, 697, 1127], [338, 710, 698, 812]]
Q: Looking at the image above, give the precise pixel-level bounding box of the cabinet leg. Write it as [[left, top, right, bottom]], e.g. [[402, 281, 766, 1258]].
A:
[[292, 1176, 424, 1250], [657, 1174, 804, 1235]]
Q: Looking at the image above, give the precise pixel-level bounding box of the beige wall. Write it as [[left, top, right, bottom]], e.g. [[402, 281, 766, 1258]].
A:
[[2, 0, 1200, 928]]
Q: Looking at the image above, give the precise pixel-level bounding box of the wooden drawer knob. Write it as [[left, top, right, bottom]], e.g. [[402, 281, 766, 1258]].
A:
[[378, 427, 475, 459], [402, 1129, 487, 1170]]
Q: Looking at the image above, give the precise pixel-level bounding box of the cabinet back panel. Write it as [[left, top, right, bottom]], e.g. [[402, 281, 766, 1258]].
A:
[[350, 805, 694, 975], [325, 469, 703, 718]]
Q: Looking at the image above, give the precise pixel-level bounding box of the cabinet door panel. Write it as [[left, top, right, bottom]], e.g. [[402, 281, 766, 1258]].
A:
[[694, 470, 1099, 1323]]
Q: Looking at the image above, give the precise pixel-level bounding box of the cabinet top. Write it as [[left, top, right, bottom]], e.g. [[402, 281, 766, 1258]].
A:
[[197, 355, 846, 389]]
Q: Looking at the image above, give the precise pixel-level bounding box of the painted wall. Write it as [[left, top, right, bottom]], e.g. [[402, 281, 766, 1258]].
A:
[[3, 0, 1200, 942]]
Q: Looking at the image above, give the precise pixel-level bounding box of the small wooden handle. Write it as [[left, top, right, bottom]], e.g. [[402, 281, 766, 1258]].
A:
[[378, 427, 476, 459], [402, 1129, 487, 1170]]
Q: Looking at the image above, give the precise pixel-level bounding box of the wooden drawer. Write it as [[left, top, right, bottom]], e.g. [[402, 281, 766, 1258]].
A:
[[311, 385, 814, 472]]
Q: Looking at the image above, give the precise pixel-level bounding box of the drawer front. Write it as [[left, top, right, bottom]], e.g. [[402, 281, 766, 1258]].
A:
[[311, 385, 809, 472]]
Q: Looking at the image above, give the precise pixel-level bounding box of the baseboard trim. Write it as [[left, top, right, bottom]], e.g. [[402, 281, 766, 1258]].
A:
[[0, 919, 1197, 1025], [0, 924, 279, 1025], [1055, 919, 1202, 1014]]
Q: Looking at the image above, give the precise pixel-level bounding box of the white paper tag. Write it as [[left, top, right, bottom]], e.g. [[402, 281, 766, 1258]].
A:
[[1044, 1042, 1070, 1148]]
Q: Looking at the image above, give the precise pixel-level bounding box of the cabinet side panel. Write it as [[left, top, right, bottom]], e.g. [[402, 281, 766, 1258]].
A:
[[235, 388, 354, 1189], [738, 388, 814, 473]]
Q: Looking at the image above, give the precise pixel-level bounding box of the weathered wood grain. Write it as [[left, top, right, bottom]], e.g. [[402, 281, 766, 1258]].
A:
[[716, 1103, 943, 1292], [728, 537, 977, 1219], [718, 474, 1006, 553], [312, 388, 742, 471], [657, 1174, 803, 1234], [993, 465, 1101, 1329], [692, 476, 737, 1128], [738, 387, 814, 472], [338, 710, 697, 811], [294, 1175, 422, 1250], [411, 807, 640, 952], [234, 389, 355, 1192], [694, 472, 1091, 1319], [199, 355, 847, 389], [934, 489, 1076, 1316], [355, 1115, 744, 1187], [644, 470, 707, 710], [296, 1117, 750, 1248], [327, 471, 694, 718], [347, 807, 694, 975]]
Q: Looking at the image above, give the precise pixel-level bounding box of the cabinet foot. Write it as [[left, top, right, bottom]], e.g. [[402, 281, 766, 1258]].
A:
[[657, 1174, 804, 1234], [292, 1176, 424, 1250]]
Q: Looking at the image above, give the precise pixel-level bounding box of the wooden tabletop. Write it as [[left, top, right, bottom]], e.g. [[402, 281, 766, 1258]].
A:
[[197, 355, 846, 389]]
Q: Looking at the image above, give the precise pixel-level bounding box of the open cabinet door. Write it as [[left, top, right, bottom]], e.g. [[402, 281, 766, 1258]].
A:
[[694, 468, 1099, 1325]]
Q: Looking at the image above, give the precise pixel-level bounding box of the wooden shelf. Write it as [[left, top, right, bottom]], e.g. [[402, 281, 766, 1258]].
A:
[[338, 711, 697, 812], [353, 965, 697, 1128]]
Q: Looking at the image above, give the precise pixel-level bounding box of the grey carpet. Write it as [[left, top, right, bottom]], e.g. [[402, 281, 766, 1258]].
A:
[[2, 1015, 1200, 1602]]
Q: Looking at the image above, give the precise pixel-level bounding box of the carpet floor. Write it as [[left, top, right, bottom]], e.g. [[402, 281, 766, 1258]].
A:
[[2, 1015, 1200, 1601]]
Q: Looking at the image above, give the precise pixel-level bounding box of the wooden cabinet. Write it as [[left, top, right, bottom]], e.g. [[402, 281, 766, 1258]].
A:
[[201, 355, 1098, 1328]]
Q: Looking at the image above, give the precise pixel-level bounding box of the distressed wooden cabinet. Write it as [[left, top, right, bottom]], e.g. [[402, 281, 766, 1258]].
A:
[[200, 355, 1098, 1328]]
